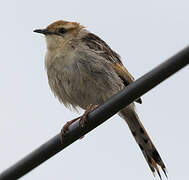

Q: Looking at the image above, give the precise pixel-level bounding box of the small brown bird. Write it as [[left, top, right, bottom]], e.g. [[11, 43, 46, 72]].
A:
[[34, 20, 167, 178]]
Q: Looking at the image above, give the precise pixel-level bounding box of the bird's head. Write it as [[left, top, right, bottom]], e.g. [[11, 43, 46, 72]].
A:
[[34, 20, 85, 50]]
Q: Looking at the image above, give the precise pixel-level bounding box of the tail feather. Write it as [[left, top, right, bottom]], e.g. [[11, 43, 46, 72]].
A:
[[119, 104, 167, 179]]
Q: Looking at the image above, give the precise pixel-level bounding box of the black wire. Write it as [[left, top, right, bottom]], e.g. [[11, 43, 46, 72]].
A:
[[0, 46, 188, 180]]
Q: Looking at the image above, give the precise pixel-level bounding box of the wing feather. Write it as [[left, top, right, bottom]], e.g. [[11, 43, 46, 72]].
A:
[[82, 32, 142, 104]]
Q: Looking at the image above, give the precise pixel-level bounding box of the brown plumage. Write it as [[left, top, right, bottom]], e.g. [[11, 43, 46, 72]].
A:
[[82, 32, 142, 104], [34, 20, 167, 179]]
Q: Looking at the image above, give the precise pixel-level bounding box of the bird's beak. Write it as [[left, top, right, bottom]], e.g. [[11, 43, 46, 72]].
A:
[[33, 29, 52, 35]]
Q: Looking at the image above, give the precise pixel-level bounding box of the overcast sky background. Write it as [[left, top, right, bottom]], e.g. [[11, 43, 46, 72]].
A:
[[0, 0, 188, 179]]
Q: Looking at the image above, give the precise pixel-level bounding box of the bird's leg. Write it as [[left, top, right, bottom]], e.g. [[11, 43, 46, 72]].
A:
[[61, 116, 81, 134], [61, 116, 81, 143], [61, 104, 98, 142], [80, 104, 99, 127]]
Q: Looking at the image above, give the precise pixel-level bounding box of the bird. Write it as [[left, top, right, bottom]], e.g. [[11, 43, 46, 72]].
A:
[[34, 20, 167, 179]]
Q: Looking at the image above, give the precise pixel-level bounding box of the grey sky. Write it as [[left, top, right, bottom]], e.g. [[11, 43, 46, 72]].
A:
[[0, 0, 188, 179]]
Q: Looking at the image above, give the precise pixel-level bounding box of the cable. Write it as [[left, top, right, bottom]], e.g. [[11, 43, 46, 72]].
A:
[[0, 46, 188, 180]]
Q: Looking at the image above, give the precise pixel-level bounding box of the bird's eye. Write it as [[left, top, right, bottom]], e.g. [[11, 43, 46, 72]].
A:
[[58, 28, 67, 34]]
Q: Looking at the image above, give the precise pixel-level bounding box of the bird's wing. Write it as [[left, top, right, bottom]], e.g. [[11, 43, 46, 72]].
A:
[[82, 32, 142, 104], [111, 62, 142, 104]]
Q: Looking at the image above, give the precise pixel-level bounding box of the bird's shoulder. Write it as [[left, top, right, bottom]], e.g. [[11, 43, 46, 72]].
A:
[[81, 32, 122, 64]]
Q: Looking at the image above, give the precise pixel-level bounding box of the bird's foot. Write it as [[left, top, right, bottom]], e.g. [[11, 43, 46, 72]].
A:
[[61, 116, 81, 140], [61, 104, 98, 142], [79, 104, 98, 127]]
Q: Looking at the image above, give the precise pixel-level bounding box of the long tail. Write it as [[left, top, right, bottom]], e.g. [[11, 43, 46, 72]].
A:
[[119, 104, 167, 179]]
